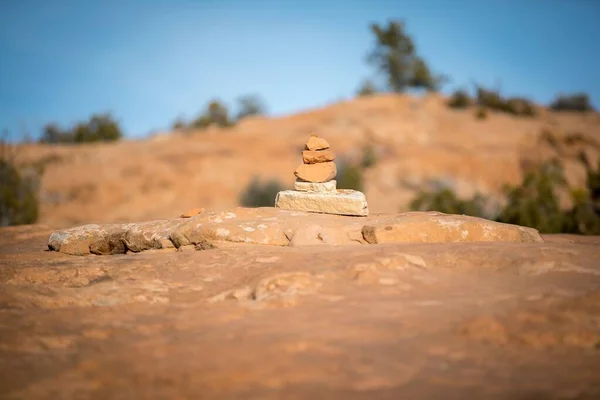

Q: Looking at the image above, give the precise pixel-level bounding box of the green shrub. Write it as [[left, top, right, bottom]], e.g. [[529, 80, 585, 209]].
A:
[[476, 86, 505, 110], [447, 90, 472, 109], [410, 187, 489, 218], [407, 156, 600, 235], [172, 118, 187, 131], [336, 161, 364, 191], [357, 79, 378, 97], [504, 97, 536, 117], [475, 86, 536, 117], [75, 114, 121, 143], [496, 156, 599, 234], [361, 145, 378, 169], [475, 107, 488, 120], [579, 152, 600, 214], [239, 177, 284, 207], [235, 95, 267, 121], [0, 138, 39, 226], [550, 93, 595, 112], [563, 189, 600, 235], [192, 100, 233, 129], [497, 159, 567, 233], [40, 113, 122, 144]]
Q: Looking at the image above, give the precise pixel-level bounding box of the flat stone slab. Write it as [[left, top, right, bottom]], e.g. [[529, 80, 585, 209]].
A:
[[294, 180, 337, 193], [275, 189, 369, 216]]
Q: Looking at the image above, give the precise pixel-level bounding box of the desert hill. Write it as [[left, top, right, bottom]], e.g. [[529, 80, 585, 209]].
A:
[[16, 93, 600, 228], [3, 94, 600, 398]]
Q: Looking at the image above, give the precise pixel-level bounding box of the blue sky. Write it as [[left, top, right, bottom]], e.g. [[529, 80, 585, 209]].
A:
[[1, 0, 599, 139]]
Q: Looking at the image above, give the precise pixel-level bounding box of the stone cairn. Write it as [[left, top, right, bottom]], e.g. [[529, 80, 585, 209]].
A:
[[275, 135, 369, 216]]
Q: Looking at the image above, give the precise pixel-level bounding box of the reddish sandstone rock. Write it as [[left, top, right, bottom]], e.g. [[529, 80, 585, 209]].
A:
[[304, 135, 330, 151], [180, 208, 206, 218], [361, 211, 543, 244], [302, 149, 335, 164], [294, 162, 337, 183]]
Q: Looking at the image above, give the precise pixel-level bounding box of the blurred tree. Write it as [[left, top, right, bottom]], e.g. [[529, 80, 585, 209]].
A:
[[475, 85, 536, 117], [447, 89, 472, 109], [0, 132, 39, 226], [239, 177, 284, 207], [409, 57, 448, 92], [207, 101, 231, 127], [497, 159, 567, 233], [192, 99, 233, 129], [550, 93, 595, 112], [410, 187, 489, 218], [40, 123, 65, 144], [475, 107, 488, 120], [336, 161, 364, 191], [39, 113, 122, 144], [579, 151, 600, 214], [171, 117, 187, 131], [236, 95, 266, 121], [361, 145, 378, 169], [356, 79, 378, 97], [476, 85, 505, 111], [367, 20, 446, 92], [564, 188, 600, 235], [504, 97, 536, 117], [407, 153, 600, 235]]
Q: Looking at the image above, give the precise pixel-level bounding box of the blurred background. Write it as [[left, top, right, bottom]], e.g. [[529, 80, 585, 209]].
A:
[[1, 0, 599, 234]]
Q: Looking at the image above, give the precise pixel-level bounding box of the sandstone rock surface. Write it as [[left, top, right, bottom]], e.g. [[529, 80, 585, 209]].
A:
[[294, 180, 337, 193], [362, 211, 543, 244], [1, 222, 600, 399], [44, 208, 547, 255], [294, 161, 337, 183]]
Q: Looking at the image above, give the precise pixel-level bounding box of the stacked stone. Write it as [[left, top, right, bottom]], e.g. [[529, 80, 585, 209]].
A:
[[274, 135, 369, 217], [293, 135, 337, 193]]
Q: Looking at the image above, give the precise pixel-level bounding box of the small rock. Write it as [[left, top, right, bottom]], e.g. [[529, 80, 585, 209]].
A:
[[177, 245, 196, 252], [180, 208, 205, 218], [48, 223, 130, 256], [302, 150, 335, 164], [305, 135, 330, 151], [294, 162, 337, 183], [157, 238, 175, 249], [294, 180, 337, 193], [90, 238, 127, 255]]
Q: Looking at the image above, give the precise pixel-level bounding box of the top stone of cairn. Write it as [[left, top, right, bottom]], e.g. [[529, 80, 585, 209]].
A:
[[275, 135, 369, 216], [304, 135, 331, 151]]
